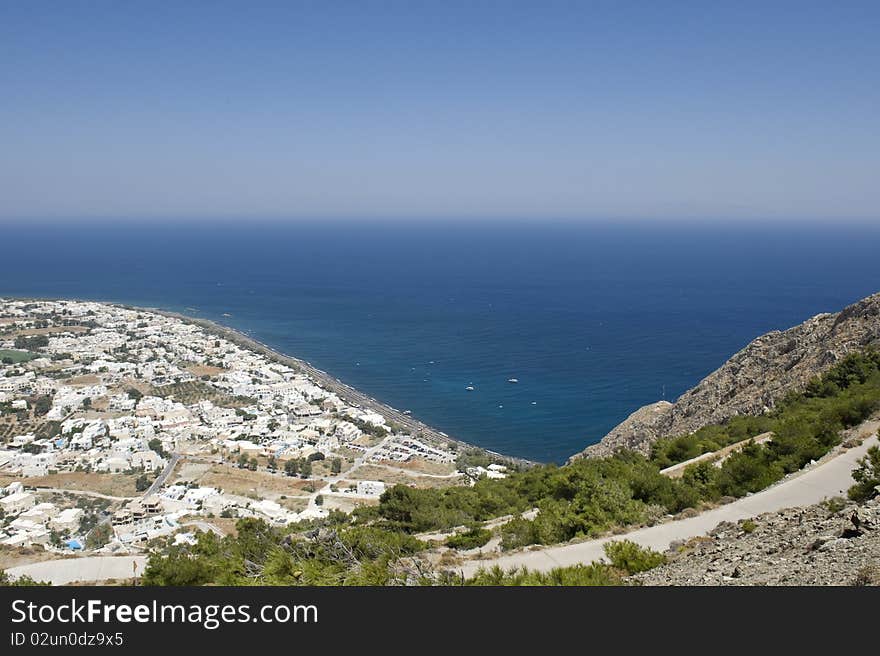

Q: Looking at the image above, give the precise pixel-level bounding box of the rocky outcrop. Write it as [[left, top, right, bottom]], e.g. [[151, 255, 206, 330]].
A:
[[572, 292, 880, 460], [633, 496, 880, 586]]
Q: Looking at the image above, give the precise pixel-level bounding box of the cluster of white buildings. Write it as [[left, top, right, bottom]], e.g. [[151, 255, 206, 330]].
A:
[[0, 298, 470, 555], [0, 415, 168, 478], [108, 483, 329, 543], [465, 463, 509, 480], [1, 300, 461, 473], [0, 299, 371, 477], [0, 482, 85, 548]]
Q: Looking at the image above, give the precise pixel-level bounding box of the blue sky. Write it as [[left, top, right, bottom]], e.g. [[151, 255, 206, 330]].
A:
[[1, 1, 878, 221]]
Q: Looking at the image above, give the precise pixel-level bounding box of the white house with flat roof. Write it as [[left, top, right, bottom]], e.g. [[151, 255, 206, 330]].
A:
[[50, 508, 84, 533], [0, 491, 36, 515]]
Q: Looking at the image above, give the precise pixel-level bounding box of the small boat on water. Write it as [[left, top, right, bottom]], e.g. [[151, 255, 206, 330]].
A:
[[508, 378, 519, 383], [465, 385, 475, 391], [222, 313, 232, 317]]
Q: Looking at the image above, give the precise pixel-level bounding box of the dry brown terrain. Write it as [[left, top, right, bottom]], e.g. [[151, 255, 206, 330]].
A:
[[310, 458, 353, 477], [181, 463, 313, 499], [277, 497, 309, 512], [67, 374, 100, 386], [83, 399, 111, 413], [185, 364, 227, 377], [0, 472, 141, 497], [0, 545, 76, 570], [348, 464, 462, 489], [322, 495, 378, 513], [335, 447, 366, 461], [116, 379, 152, 396], [172, 459, 213, 482], [378, 457, 457, 476], [203, 517, 240, 536]]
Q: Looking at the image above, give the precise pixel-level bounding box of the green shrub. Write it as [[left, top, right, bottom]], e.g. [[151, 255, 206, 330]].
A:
[[822, 496, 847, 514], [848, 444, 880, 502], [0, 570, 49, 586], [137, 350, 880, 585], [603, 540, 665, 575], [445, 527, 492, 550], [466, 563, 622, 586], [500, 517, 540, 551]]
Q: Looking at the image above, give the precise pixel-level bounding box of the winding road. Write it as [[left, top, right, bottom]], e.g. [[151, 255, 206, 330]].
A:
[[7, 422, 877, 584], [459, 421, 879, 576]]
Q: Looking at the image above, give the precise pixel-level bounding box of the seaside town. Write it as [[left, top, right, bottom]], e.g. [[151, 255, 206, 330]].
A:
[[0, 298, 507, 562]]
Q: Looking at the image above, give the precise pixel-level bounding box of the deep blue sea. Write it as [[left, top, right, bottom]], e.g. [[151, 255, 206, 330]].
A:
[[1, 220, 878, 463]]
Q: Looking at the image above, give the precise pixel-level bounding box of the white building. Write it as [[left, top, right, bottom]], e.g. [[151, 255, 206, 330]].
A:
[[50, 508, 84, 533], [334, 421, 362, 442], [356, 480, 386, 497], [0, 491, 36, 515], [130, 450, 165, 472]]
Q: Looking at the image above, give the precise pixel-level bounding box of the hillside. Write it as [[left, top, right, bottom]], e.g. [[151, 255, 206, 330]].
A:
[[573, 292, 880, 460], [633, 495, 880, 586]]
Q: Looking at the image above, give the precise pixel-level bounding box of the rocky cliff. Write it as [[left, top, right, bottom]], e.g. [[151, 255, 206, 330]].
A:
[[572, 292, 880, 460]]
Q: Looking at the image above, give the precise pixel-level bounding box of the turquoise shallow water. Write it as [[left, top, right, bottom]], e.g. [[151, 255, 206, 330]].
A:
[[2, 220, 879, 463]]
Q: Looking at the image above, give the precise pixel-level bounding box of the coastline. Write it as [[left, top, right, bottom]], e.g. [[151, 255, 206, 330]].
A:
[[4, 296, 534, 466], [149, 308, 491, 456]]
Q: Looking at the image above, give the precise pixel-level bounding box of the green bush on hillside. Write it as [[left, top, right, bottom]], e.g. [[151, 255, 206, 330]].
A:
[[445, 527, 492, 550], [140, 351, 880, 586], [848, 444, 880, 502], [465, 563, 622, 586], [603, 540, 666, 575]]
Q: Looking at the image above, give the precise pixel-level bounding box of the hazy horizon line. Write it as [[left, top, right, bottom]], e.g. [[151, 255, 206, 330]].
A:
[[1, 214, 879, 228]]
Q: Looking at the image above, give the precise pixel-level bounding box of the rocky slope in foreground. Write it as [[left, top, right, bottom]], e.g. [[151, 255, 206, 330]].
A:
[[632, 496, 880, 586], [573, 292, 880, 460]]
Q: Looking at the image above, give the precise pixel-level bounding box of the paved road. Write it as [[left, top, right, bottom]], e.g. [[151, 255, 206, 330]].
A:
[[6, 555, 148, 585], [145, 453, 180, 497], [9, 423, 876, 583], [459, 423, 879, 576], [71, 454, 180, 549]]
